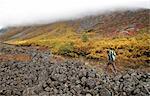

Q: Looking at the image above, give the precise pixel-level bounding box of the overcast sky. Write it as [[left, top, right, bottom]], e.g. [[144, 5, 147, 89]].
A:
[[0, 0, 149, 28]]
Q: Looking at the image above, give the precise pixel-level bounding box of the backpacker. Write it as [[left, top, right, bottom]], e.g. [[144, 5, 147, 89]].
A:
[[108, 50, 116, 62]]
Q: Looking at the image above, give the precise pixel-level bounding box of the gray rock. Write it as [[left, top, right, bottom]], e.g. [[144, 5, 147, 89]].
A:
[[0, 44, 150, 96], [88, 70, 96, 78], [86, 78, 96, 89], [44, 87, 51, 92], [86, 93, 92, 96], [99, 88, 112, 96]]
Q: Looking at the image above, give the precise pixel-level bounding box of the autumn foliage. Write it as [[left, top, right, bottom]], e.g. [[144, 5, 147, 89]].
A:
[[8, 27, 150, 66]]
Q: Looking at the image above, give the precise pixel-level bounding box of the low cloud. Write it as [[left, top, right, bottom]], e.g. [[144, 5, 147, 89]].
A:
[[0, 0, 149, 27]]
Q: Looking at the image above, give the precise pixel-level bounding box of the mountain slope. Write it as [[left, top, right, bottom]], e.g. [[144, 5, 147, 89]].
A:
[[0, 8, 149, 41], [0, 8, 149, 67]]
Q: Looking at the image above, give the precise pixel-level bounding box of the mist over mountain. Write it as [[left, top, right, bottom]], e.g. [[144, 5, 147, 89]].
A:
[[0, 27, 7, 35], [0, 8, 149, 41], [0, 0, 149, 27]]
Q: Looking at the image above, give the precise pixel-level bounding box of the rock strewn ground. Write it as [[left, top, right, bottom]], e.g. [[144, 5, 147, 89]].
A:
[[0, 43, 150, 96]]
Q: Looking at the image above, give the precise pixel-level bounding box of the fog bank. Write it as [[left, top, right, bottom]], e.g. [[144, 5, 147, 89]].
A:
[[0, 0, 149, 28]]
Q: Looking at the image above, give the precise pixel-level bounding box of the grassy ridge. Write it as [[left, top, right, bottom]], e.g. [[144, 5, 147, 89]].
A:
[[7, 28, 150, 66]]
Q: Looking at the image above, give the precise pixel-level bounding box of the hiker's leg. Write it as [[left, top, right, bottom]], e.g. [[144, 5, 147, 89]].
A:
[[109, 62, 115, 74], [112, 62, 117, 74]]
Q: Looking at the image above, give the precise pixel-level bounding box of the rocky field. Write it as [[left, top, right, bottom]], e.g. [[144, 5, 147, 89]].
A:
[[0, 43, 150, 96]]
